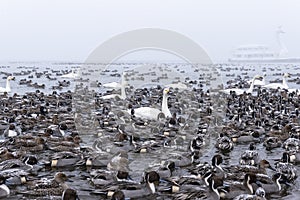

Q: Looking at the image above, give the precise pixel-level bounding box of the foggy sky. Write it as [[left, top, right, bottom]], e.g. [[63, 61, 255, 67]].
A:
[[0, 0, 299, 62]]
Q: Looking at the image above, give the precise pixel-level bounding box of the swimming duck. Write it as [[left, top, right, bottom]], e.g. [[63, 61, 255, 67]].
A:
[[49, 151, 83, 168], [283, 138, 300, 151], [111, 190, 125, 200], [254, 173, 290, 195], [47, 123, 70, 137], [0, 175, 10, 198], [239, 143, 259, 166], [275, 152, 297, 182], [107, 151, 130, 172], [215, 133, 234, 152], [62, 188, 79, 200], [234, 160, 276, 175], [111, 171, 160, 199], [0, 147, 15, 162], [3, 124, 21, 138], [263, 136, 282, 150], [0, 155, 37, 172], [234, 186, 267, 200], [143, 171, 160, 194], [189, 135, 206, 153], [19, 172, 69, 196], [222, 173, 259, 199], [89, 169, 127, 187]]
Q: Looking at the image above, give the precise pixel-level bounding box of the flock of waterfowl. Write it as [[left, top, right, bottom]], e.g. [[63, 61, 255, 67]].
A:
[[0, 63, 300, 200]]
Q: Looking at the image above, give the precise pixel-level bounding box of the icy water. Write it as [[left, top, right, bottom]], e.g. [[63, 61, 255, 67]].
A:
[[1, 61, 300, 199]]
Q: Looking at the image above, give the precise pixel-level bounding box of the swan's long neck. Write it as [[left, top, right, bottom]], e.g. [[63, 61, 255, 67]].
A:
[[282, 76, 288, 88], [120, 84, 126, 99], [162, 93, 170, 116], [262, 75, 266, 85], [6, 79, 11, 92], [246, 78, 256, 93], [120, 74, 126, 99]]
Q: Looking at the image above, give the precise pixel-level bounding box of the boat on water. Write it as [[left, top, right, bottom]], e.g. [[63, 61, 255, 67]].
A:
[[229, 27, 300, 63]]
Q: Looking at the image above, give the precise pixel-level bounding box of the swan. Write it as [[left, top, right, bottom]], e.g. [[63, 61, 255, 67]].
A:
[[221, 75, 262, 95], [101, 73, 127, 100], [263, 73, 290, 89], [130, 88, 172, 120], [0, 76, 15, 93], [103, 81, 122, 88], [247, 73, 266, 86], [61, 69, 80, 79]]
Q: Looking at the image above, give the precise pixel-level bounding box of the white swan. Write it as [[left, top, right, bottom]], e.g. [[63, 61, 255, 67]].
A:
[[247, 73, 266, 86], [61, 69, 80, 79], [221, 75, 262, 95], [103, 81, 122, 88], [263, 73, 290, 89], [0, 76, 15, 93], [130, 88, 172, 120], [101, 73, 127, 100]]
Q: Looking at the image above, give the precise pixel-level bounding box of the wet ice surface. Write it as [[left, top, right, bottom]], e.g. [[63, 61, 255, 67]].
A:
[[1, 62, 300, 199]]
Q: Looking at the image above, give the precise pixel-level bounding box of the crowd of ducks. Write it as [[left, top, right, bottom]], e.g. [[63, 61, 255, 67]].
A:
[[0, 64, 300, 199]]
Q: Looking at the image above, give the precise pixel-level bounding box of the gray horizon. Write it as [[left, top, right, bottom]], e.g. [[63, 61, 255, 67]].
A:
[[0, 0, 299, 63]]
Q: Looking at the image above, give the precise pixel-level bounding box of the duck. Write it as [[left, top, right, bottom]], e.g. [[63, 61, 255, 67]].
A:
[[62, 188, 79, 200], [172, 173, 221, 200], [0, 76, 15, 94], [254, 173, 290, 195], [116, 171, 160, 199], [107, 151, 130, 172], [49, 151, 83, 168], [89, 169, 131, 187], [221, 75, 262, 95], [283, 138, 300, 151], [0, 155, 37, 171], [233, 160, 276, 175], [215, 133, 234, 152], [233, 187, 266, 200], [130, 88, 172, 120], [143, 171, 160, 194], [0, 175, 10, 198], [239, 143, 259, 166], [263, 136, 282, 150], [3, 124, 21, 138], [286, 150, 300, 164], [111, 190, 125, 200], [18, 172, 69, 196], [189, 135, 206, 153], [47, 123, 69, 137], [263, 73, 290, 90], [222, 173, 259, 199], [275, 152, 297, 182]]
